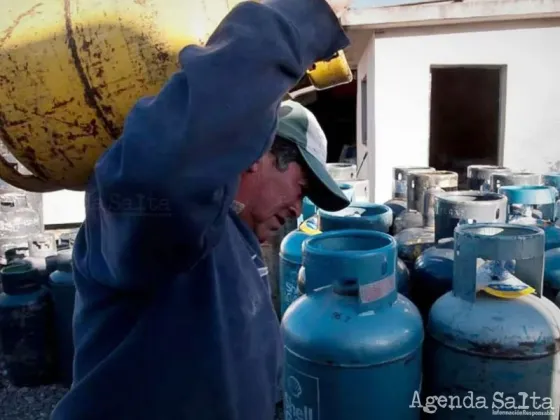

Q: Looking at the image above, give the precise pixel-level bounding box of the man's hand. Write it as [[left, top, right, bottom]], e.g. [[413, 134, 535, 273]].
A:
[[326, 0, 351, 18]]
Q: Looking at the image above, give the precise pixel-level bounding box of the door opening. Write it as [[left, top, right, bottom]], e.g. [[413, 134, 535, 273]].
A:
[[428, 66, 506, 188], [307, 80, 357, 164]]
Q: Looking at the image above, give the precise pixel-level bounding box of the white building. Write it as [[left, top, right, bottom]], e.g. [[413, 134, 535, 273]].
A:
[[345, 0, 560, 203]]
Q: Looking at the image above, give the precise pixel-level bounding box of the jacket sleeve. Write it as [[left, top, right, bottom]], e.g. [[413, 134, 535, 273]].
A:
[[89, 0, 350, 290]]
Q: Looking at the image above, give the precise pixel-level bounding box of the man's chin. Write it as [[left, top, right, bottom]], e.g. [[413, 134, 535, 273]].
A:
[[256, 226, 279, 244]]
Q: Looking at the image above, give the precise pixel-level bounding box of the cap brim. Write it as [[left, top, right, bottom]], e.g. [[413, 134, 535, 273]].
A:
[[297, 146, 350, 212]]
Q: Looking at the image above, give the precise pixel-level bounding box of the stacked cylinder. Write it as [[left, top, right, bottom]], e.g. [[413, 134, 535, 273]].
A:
[[393, 171, 458, 273], [412, 190, 508, 320], [466, 164, 511, 191], [275, 161, 560, 419], [0, 230, 78, 388], [385, 166, 435, 227], [424, 224, 560, 419], [281, 230, 423, 420]]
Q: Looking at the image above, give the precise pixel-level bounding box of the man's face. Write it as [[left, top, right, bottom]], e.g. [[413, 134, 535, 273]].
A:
[[248, 153, 308, 243]]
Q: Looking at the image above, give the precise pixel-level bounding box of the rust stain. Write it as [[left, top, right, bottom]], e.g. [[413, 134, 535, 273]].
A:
[[22, 146, 49, 179], [81, 39, 93, 53], [0, 3, 44, 48], [467, 339, 560, 358], [101, 105, 114, 116], [64, 0, 120, 139], [154, 43, 170, 63], [113, 84, 136, 96], [134, 0, 147, 5], [5, 119, 28, 127], [0, 113, 18, 150], [51, 97, 76, 111]]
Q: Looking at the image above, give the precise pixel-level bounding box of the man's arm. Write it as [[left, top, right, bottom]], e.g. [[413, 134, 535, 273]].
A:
[[90, 0, 349, 290]]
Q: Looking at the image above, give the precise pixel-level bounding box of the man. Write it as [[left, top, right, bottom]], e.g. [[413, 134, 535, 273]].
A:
[[51, 0, 350, 418]]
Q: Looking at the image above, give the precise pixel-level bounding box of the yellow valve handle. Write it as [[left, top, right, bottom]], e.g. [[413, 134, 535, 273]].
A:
[[299, 216, 322, 236], [307, 50, 353, 90]]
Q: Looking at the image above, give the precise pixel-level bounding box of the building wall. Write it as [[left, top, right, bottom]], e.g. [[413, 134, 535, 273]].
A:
[[43, 190, 85, 225], [356, 33, 375, 188], [369, 18, 560, 203]]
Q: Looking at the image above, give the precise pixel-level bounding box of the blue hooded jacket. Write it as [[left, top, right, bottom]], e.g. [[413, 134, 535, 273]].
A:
[[50, 0, 349, 418]]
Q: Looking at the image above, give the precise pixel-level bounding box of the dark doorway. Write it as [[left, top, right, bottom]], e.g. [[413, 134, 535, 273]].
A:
[[306, 80, 357, 164], [428, 66, 506, 188]]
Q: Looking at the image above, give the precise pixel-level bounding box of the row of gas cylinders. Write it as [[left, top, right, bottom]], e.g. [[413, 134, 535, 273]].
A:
[[0, 231, 77, 388], [0, 190, 44, 268], [271, 164, 560, 419]]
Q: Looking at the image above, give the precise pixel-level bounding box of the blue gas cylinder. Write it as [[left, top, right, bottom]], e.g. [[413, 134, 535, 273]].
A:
[[543, 172, 560, 192], [0, 263, 55, 386], [412, 191, 507, 321], [318, 202, 393, 233], [545, 248, 560, 304], [48, 249, 75, 387], [338, 182, 355, 202], [282, 230, 423, 420], [490, 171, 542, 192], [298, 183, 355, 226], [385, 166, 435, 222], [281, 203, 409, 316], [499, 185, 560, 251], [261, 217, 298, 319], [279, 230, 315, 318], [424, 223, 560, 419], [317, 202, 410, 296], [543, 173, 560, 223], [302, 197, 317, 222]]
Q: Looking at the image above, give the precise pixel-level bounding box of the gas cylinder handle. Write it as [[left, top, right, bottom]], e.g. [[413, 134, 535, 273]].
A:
[[408, 171, 458, 215], [434, 191, 508, 243], [540, 176, 560, 221], [543, 174, 560, 199], [301, 230, 398, 311], [393, 167, 435, 200], [499, 185, 556, 221], [0, 154, 58, 193], [421, 186, 442, 227], [452, 223, 545, 303], [406, 174, 419, 211]]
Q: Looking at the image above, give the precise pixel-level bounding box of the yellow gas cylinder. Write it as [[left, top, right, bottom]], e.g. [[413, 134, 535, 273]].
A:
[[0, 0, 352, 192]]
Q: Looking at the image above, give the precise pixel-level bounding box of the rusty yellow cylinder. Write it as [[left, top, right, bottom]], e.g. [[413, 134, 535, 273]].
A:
[[0, 0, 352, 192]]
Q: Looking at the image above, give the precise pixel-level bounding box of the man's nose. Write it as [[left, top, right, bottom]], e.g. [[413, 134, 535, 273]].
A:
[[289, 200, 303, 218]]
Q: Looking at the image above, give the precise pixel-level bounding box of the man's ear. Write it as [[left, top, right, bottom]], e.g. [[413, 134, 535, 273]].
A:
[[246, 161, 259, 173]]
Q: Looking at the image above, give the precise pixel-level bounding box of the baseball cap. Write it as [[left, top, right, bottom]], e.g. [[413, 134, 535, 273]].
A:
[[276, 100, 350, 212]]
